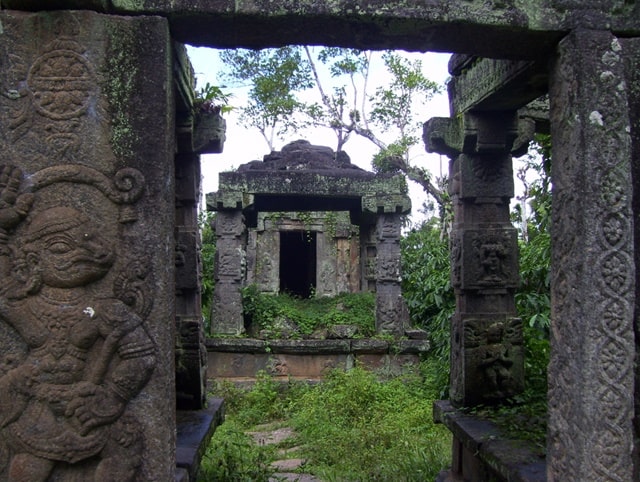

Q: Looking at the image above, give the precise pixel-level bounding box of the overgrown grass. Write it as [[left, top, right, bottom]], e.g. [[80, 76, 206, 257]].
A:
[[198, 365, 451, 481], [290, 365, 451, 481], [242, 285, 376, 338]]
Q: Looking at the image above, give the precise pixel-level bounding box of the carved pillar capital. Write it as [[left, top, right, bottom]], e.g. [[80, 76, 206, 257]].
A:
[[423, 111, 524, 158]]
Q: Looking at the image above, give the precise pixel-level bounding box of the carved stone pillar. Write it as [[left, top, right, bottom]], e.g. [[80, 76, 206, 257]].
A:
[[174, 153, 207, 409], [375, 213, 407, 336], [425, 112, 523, 407], [622, 36, 640, 480], [0, 10, 175, 480], [548, 30, 635, 482], [211, 210, 246, 335]]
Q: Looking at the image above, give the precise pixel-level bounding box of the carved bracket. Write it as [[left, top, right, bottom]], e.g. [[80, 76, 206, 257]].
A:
[[423, 112, 521, 157]]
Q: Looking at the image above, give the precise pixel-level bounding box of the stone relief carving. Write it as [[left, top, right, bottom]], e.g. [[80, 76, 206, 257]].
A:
[[462, 230, 518, 289], [375, 293, 408, 336], [5, 15, 96, 162], [377, 255, 400, 282], [459, 153, 514, 199], [463, 317, 522, 399], [0, 165, 154, 481], [590, 164, 634, 480]]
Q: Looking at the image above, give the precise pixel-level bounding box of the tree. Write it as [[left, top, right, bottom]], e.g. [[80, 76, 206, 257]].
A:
[[217, 47, 446, 213], [218, 47, 317, 151]]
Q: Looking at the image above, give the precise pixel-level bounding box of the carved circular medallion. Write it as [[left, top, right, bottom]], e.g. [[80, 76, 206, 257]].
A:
[[600, 213, 627, 248], [600, 251, 631, 294], [27, 50, 94, 120]]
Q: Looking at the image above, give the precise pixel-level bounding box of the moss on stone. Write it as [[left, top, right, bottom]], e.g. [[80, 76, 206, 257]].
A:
[[103, 21, 140, 162]]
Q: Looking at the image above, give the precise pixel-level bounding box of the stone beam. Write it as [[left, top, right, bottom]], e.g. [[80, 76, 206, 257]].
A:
[[3, 1, 639, 58], [447, 56, 549, 115], [0, 0, 579, 58]]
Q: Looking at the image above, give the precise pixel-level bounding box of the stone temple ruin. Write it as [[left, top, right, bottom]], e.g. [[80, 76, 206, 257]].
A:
[[0, 1, 639, 481], [209, 139, 411, 337]]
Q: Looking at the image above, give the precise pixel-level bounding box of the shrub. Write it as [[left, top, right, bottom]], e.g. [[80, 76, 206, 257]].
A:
[[241, 286, 376, 338], [198, 422, 274, 481]]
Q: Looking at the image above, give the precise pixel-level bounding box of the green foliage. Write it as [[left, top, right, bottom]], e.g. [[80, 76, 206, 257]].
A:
[[198, 421, 275, 481], [371, 136, 416, 173], [202, 368, 450, 481], [195, 81, 234, 114], [290, 366, 451, 481], [199, 212, 216, 331], [401, 219, 454, 364], [241, 285, 376, 338], [369, 52, 441, 133], [218, 47, 314, 149], [517, 231, 550, 334], [211, 371, 295, 427]]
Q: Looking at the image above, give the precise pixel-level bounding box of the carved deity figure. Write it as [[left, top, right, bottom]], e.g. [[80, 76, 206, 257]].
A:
[[477, 322, 514, 398], [0, 171, 155, 481], [478, 240, 507, 284]]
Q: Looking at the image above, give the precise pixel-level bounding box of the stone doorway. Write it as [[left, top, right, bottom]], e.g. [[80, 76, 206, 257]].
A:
[[280, 230, 317, 298]]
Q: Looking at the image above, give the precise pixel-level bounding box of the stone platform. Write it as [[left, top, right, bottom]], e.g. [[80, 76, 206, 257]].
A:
[[175, 398, 225, 482], [206, 338, 431, 381], [433, 400, 546, 482]]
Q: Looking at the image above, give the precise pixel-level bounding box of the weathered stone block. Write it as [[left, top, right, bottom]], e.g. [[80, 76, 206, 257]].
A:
[[548, 29, 635, 482], [211, 282, 244, 335], [175, 228, 200, 290]]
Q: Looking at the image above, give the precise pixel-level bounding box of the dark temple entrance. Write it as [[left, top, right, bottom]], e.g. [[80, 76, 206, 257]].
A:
[[280, 230, 317, 298]]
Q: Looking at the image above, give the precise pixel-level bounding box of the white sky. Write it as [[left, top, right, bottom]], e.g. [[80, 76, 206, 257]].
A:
[[186, 47, 471, 226]]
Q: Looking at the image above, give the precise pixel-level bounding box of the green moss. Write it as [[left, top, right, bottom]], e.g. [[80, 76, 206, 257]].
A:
[[103, 22, 140, 162]]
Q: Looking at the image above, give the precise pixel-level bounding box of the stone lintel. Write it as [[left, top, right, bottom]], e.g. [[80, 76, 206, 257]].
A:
[[5, 1, 639, 58], [108, 0, 586, 58], [448, 58, 548, 115], [216, 169, 393, 195], [424, 112, 519, 157], [210, 171, 408, 215]]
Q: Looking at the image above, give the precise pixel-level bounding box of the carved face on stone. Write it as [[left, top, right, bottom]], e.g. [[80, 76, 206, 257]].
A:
[[21, 206, 115, 289]]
